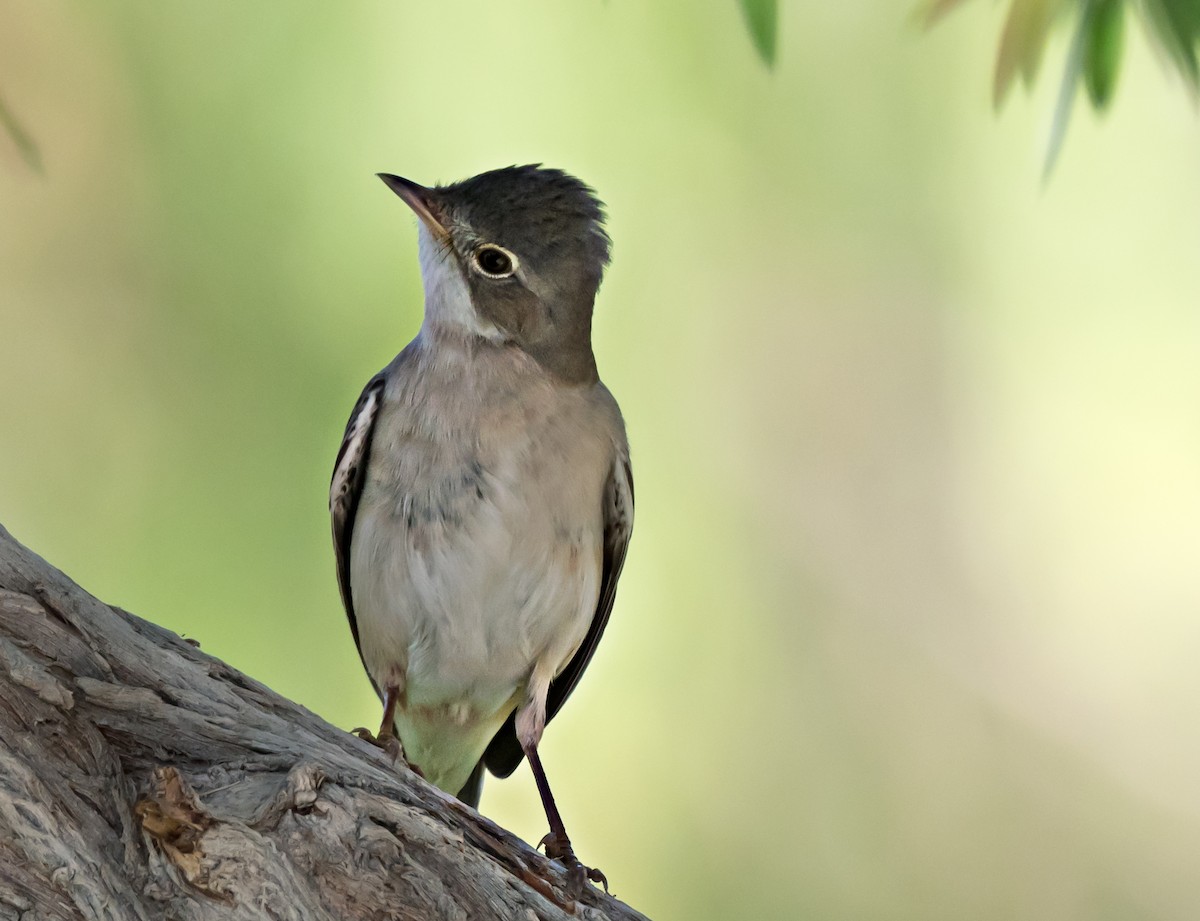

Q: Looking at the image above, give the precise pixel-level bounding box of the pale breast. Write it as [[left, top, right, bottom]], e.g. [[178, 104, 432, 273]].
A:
[[349, 338, 615, 724]]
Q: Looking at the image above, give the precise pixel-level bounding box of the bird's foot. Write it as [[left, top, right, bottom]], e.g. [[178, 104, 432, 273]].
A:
[[538, 831, 608, 896], [350, 726, 422, 776], [351, 724, 399, 759]]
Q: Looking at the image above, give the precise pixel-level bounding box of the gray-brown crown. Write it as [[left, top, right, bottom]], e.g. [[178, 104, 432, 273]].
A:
[[438, 164, 611, 281], [383, 165, 613, 384]]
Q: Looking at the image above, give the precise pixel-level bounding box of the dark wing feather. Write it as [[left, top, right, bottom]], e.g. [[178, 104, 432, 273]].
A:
[[483, 453, 634, 778], [330, 373, 387, 666]]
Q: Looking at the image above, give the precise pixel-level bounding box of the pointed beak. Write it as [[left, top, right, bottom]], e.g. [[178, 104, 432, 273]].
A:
[[378, 173, 450, 240]]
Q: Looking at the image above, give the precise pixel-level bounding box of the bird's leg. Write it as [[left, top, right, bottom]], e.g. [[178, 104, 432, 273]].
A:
[[524, 742, 608, 896], [516, 676, 606, 895], [352, 684, 416, 770]]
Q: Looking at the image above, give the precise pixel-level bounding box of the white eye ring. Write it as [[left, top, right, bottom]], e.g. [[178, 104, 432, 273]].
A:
[[471, 244, 519, 279]]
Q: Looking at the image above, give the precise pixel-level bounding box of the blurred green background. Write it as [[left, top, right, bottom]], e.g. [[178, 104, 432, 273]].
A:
[[3, 3, 1200, 918]]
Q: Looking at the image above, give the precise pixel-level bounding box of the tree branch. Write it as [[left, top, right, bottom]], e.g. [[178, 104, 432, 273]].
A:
[[0, 523, 650, 921]]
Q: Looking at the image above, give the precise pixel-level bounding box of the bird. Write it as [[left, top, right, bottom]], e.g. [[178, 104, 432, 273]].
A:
[[329, 165, 633, 894]]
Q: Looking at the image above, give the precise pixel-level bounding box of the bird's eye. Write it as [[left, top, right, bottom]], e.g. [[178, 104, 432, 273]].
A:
[[472, 244, 517, 279]]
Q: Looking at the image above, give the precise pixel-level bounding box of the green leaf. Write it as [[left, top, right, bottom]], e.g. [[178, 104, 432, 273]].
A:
[[994, 0, 1068, 108], [1140, 0, 1200, 89], [0, 93, 42, 174], [1083, 0, 1124, 109], [1044, 0, 1092, 178], [738, 0, 778, 68]]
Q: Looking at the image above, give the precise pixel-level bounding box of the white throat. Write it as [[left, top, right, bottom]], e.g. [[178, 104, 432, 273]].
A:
[[416, 225, 503, 341]]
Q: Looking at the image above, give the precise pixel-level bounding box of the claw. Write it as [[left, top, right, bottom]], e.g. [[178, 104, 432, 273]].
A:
[[588, 866, 609, 893], [350, 727, 407, 769], [538, 831, 606, 896], [537, 831, 560, 857]]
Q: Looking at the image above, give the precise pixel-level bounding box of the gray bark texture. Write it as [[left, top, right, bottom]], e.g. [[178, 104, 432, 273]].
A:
[[0, 523, 651, 921]]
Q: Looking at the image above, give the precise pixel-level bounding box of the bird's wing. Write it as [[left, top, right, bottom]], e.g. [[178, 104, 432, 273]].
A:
[[330, 372, 387, 672], [484, 450, 635, 777]]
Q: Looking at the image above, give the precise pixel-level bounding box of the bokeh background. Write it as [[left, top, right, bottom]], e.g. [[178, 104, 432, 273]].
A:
[[3, 3, 1200, 918]]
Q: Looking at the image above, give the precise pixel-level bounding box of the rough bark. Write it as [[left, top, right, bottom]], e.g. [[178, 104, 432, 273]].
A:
[[0, 524, 650, 921]]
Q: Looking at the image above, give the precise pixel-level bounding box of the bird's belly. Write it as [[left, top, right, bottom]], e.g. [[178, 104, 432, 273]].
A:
[[349, 464, 603, 790]]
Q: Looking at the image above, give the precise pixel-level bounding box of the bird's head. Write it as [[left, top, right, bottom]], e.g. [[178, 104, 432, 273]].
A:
[[379, 165, 611, 384]]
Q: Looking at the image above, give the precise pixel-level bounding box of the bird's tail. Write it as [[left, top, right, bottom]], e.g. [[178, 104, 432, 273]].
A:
[[456, 759, 485, 809]]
